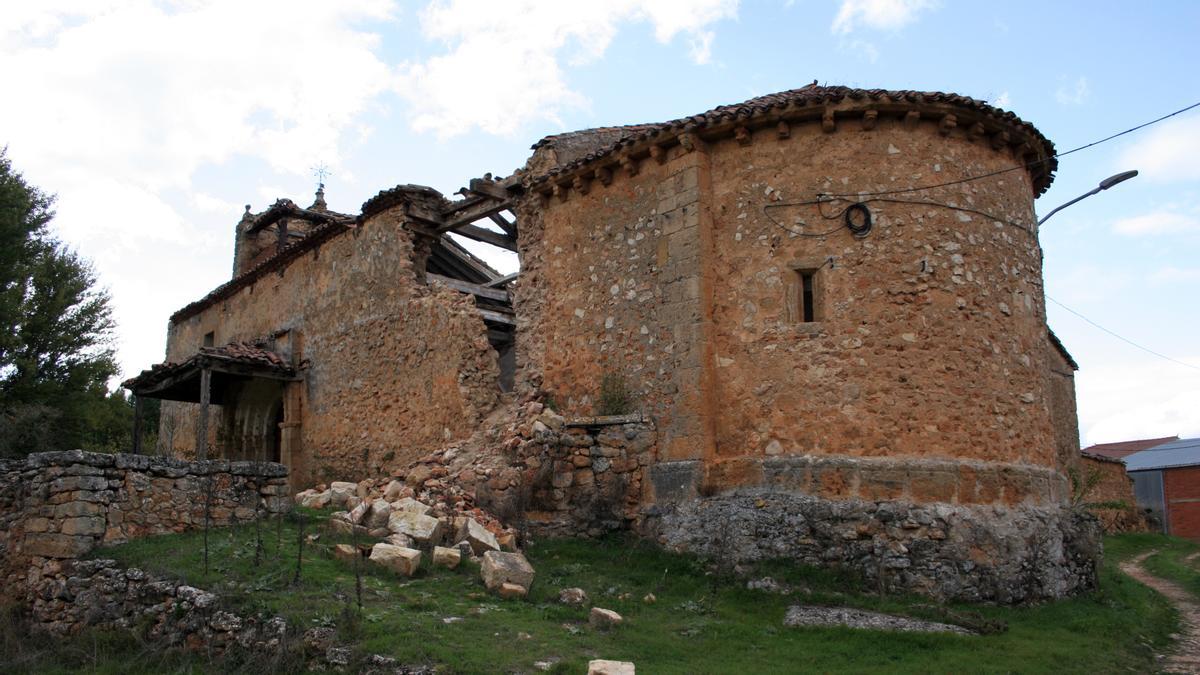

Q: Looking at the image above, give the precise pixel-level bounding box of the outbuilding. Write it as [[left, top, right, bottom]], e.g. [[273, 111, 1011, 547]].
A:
[[1126, 437, 1200, 540]]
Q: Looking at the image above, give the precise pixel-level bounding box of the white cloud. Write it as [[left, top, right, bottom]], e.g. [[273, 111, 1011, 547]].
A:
[[0, 1, 399, 380], [993, 91, 1011, 108], [1078, 359, 1200, 445], [1, 1, 395, 191], [1113, 211, 1200, 236], [395, 0, 739, 138], [1117, 114, 1200, 183], [1055, 76, 1089, 105], [831, 0, 937, 34]]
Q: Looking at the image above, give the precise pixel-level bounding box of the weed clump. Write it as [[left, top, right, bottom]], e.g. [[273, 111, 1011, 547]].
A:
[[597, 372, 634, 416]]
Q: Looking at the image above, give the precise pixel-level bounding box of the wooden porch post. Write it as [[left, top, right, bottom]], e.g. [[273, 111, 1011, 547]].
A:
[[132, 395, 144, 455], [197, 367, 211, 460]]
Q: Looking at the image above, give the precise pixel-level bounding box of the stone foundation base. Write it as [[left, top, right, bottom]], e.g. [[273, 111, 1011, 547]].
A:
[[641, 490, 1101, 603]]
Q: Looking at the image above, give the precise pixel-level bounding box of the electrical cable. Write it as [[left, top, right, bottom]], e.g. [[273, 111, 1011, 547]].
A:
[[1047, 295, 1200, 373], [763, 193, 1033, 237], [819, 100, 1200, 199], [758, 100, 1200, 236]]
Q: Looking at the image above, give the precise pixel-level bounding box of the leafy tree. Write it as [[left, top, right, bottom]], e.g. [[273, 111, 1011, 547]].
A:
[[0, 147, 125, 456]]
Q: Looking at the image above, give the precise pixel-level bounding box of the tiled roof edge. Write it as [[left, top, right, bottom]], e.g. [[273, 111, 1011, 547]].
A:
[[525, 85, 1058, 196], [170, 220, 353, 325]]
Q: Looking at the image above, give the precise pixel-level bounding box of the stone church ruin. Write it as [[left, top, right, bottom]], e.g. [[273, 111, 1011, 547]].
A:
[[123, 84, 1100, 602]]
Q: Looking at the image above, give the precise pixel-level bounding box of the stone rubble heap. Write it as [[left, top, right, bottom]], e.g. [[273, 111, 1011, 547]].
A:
[[294, 484, 537, 597], [309, 398, 657, 541]]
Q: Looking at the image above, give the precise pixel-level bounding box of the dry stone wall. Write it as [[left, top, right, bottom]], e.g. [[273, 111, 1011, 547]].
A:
[[27, 557, 287, 643], [0, 450, 289, 588], [24, 558, 416, 671]]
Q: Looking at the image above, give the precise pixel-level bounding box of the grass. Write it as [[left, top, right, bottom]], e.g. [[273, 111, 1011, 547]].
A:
[[1107, 532, 1200, 597], [4, 512, 1191, 674]]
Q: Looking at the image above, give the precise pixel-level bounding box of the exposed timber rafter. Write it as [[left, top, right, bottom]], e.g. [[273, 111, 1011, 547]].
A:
[[483, 272, 518, 288], [404, 176, 519, 251], [427, 273, 510, 302], [451, 223, 518, 251]]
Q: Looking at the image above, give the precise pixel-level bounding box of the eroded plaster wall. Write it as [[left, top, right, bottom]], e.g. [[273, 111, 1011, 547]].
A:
[[160, 204, 500, 486]]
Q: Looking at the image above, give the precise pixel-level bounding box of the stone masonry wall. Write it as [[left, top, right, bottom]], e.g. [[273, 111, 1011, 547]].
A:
[[1079, 455, 1146, 534], [704, 117, 1055, 481], [161, 200, 501, 486], [513, 141, 715, 470], [644, 491, 1101, 603], [0, 450, 289, 590], [517, 104, 1070, 506], [1046, 341, 1081, 477]]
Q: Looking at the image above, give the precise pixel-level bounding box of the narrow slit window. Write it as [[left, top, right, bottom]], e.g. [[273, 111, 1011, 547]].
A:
[[203, 331, 215, 347], [800, 271, 815, 323], [788, 264, 823, 324]]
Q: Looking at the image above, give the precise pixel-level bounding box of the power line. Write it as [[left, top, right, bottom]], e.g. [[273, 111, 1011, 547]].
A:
[[1047, 295, 1200, 372], [825, 100, 1200, 198]]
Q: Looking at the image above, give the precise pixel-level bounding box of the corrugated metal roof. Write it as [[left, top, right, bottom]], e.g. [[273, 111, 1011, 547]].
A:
[[1125, 437, 1200, 472]]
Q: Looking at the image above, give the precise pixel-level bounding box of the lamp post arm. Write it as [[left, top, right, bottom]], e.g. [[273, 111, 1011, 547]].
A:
[[1037, 169, 1138, 227], [1037, 187, 1101, 226]]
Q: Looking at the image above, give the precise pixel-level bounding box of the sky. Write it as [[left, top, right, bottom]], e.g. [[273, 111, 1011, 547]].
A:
[[2, 0, 1198, 446]]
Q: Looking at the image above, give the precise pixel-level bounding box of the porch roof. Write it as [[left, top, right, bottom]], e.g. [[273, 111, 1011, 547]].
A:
[[122, 342, 297, 403]]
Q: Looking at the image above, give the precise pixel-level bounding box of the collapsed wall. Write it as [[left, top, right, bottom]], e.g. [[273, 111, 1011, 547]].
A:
[[159, 186, 501, 487]]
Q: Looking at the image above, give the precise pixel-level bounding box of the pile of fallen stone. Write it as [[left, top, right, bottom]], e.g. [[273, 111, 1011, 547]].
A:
[[294, 485, 537, 598]]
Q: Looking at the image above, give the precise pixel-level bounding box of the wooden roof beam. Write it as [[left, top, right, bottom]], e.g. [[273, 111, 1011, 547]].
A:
[[428, 272, 510, 302], [451, 223, 517, 252], [438, 199, 511, 234], [488, 212, 518, 237]]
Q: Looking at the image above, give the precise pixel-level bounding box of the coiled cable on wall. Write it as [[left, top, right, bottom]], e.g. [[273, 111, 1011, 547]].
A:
[[843, 202, 872, 237]]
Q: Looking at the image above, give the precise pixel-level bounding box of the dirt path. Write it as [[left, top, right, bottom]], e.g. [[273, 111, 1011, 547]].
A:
[[1120, 551, 1200, 673]]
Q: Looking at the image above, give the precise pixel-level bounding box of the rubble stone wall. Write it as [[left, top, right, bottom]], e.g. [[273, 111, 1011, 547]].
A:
[[1046, 342, 1081, 476], [25, 557, 287, 646], [511, 102, 1100, 600], [643, 487, 1101, 603], [483, 414, 657, 539], [513, 142, 718, 471], [0, 450, 289, 590], [161, 200, 501, 485], [1079, 455, 1147, 534], [25, 557, 404, 669], [703, 118, 1057, 490], [517, 104, 1073, 506]]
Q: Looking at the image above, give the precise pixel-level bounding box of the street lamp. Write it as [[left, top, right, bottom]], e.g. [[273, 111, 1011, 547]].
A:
[[1037, 169, 1138, 226]]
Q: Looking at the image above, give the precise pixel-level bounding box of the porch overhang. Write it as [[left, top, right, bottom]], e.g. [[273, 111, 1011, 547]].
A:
[[122, 344, 299, 403]]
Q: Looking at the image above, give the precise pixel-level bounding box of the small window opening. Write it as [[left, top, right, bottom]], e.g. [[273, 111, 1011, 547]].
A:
[[800, 271, 815, 323], [203, 331, 215, 347], [788, 264, 823, 324]]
